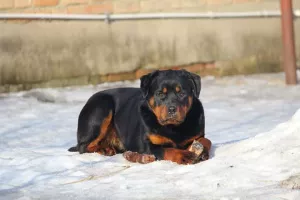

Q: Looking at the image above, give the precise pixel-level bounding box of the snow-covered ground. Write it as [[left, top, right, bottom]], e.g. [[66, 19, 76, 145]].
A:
[[0, 72, 300, 200]]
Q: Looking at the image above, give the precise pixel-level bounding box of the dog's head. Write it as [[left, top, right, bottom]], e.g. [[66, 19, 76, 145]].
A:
[[140, 69, 201, 126]]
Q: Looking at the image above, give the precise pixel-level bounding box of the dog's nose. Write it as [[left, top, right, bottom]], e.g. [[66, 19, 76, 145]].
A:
[[168, 106, 176, 115]]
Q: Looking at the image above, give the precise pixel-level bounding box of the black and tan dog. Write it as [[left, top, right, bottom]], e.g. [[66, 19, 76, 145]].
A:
[[68, 69, 211, 164]]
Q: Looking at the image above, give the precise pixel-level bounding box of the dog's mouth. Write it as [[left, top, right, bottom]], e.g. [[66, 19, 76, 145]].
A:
[[159, 118, 184, 126]]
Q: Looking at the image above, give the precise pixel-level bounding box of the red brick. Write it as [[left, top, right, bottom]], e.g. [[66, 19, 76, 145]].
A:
[[86, 2, 113, 14], [233, 0, 256, 2], [184, 63, 206, 73], [135, 69, 153, 79], [107, 72, 136, 82], [91, 0, 107, 2], [181, 0, 206, 8], [67, 5, 87, 14], [23, 9, 35, 13], [23, 7, 53, 13], [61, 0, 89, 5], [32, 0, 59, 7], [205, 62, 215, 69], [206, 0, 232, 5], [52, 7, 68, 13], [15, 0, 31, 8], [34, 8, 53, 13], [114, 0, 140, 13], [140, 0, 180, 12], [135, 63, 211, 78], [0, 0, 14, 9]]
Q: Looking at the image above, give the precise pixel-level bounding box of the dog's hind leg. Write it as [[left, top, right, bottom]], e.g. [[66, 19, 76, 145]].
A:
[[75, 94, 115, 154], [86, 110, 113, 153]]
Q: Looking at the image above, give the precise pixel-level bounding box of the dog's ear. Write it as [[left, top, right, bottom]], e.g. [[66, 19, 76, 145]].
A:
[[190, 72, 201, 98], [140, 70, 159, 98], [181, 70, 201, 98]]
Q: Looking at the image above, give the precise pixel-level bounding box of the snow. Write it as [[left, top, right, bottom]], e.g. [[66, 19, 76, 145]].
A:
[[1, 72, 300, 200]]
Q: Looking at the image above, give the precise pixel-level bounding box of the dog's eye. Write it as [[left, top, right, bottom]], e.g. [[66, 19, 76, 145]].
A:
[[157, 91, 165, 98]]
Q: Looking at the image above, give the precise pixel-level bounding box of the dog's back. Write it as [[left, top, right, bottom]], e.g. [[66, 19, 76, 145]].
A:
[[69, 87, 146, 153]]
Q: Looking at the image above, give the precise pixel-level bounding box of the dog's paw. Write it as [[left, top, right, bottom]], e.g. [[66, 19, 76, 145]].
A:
[[179, 150, 198, 165], [188, 140, 209, 163], [188, 140, 204, 156], [199, 149, 209, 161], [123, 151, 156, 164], [163, 148, 197, 165]]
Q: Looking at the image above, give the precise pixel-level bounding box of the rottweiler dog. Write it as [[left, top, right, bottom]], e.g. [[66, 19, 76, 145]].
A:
[[68, 69, 211, 164]]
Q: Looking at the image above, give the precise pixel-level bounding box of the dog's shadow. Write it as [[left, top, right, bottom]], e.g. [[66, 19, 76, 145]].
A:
[[209, 145, 217, 159], [209, 138, 245, 159]]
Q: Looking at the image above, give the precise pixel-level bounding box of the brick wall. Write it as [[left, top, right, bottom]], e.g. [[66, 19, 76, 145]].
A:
[[0, 0, 267, 14]]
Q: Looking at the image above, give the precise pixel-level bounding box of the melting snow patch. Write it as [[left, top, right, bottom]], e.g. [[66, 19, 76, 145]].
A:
[[23, 89, 67, 103], [1, 73, 300, 199]]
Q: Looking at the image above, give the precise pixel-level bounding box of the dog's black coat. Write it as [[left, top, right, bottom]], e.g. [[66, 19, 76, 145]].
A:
[[68, 70, 206, 162]]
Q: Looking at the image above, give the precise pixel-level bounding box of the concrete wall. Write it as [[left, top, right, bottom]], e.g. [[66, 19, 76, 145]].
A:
[[0, 0, 300, 92]]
